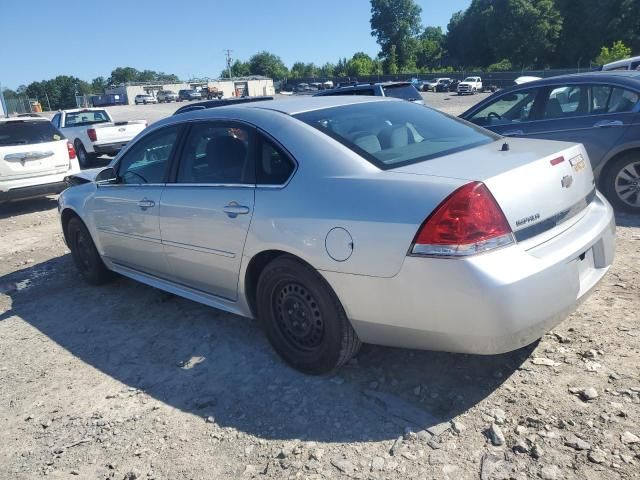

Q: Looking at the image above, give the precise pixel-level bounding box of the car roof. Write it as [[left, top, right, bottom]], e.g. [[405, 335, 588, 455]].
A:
[[604, 55, 640, 69], [234, 95, 394, 115], [505, 71, 640, 90], [0, 116, 49, 123], [61, 108, 107, 113]]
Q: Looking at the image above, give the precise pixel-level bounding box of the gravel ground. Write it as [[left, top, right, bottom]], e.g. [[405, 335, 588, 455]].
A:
[[1, 94, 639, 480]]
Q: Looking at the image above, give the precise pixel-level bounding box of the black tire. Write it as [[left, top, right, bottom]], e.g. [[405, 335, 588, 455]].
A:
[[75, 141, 92, 169], [601, 152, 640, 213], [256, 255, 361, 375], [67, 217, 114, 285]]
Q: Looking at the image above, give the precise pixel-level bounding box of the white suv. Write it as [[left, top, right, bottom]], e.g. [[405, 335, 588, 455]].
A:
[[0, 117, 79, 202]]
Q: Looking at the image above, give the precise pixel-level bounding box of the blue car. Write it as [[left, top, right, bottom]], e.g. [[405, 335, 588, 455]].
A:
[[461, 72, 640, 213]]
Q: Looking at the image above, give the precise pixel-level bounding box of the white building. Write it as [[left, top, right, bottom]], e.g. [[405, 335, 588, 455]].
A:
[[105, 76, 275, 105]]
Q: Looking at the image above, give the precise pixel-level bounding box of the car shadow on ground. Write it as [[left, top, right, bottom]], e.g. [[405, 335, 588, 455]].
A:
[[0, 196, 59, 220], [615, 212, 640, 227], [0, 256, 534, 443]]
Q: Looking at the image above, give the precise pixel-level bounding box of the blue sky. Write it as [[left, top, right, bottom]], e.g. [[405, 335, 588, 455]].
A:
[[1, 0, 470, 89]]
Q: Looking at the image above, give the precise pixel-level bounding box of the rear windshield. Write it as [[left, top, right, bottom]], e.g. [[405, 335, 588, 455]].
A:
[[65, 110, 109, 127], [383, 84, 422, 101], [295, 101, 497, 169], [0, 120, 64, 146]]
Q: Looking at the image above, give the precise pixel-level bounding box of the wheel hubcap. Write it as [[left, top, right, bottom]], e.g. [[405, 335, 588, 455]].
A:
[[614, 160, 640, 207], [274, 282, 324, 351]]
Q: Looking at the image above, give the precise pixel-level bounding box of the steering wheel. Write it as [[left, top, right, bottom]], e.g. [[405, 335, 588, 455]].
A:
[[122, 170, 147, 184], [487, 111, 502, 121]]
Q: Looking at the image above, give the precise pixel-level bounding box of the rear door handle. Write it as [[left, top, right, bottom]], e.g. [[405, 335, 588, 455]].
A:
[[502, 130, 524, 136], [594, 120, 623, 128], [138, 199, 155, 210], [223, 202, 250, 218]]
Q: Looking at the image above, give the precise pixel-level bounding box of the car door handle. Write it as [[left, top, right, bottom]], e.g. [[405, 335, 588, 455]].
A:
[[138, 199, 155, 210], [594, 120, 623, 128], [502, 130, 524, 136], [223, 202, 250, 218]]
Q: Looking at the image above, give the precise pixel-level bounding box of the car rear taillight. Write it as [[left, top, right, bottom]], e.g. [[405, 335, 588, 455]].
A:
[[67, 141, 76, 160], [87, 128, 97, 142], [411, 181, 514, 257]]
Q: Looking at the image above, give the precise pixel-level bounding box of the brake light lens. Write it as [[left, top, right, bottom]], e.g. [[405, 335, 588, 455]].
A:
[[411, 181, 514, 257], [67, 141, 76, 160], [87, 128, 97, 142]]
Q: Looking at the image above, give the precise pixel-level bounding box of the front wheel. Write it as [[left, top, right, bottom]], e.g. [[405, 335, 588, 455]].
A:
[[67, 217, 114, 285], [256, 256, 361, 375], [601, 153, 640, 213]]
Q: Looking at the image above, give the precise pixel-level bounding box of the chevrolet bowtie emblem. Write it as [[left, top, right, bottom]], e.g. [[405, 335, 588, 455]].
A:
[[561, 175, 573, 189]]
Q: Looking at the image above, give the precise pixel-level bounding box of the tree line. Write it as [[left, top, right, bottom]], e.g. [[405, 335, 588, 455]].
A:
[[4, 0, 638, 110]]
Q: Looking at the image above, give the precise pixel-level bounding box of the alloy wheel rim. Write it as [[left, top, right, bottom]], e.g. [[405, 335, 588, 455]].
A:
[[273, 282, 324, 352], [614, 160, 640, 207]]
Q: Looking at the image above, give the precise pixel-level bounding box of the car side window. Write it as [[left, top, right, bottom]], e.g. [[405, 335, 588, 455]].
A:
[[51, 114, 60, 128], [117, 126, 179, 185], [468, 89, 538, 126], [607, 88, 639, 113], [257, 137, 295, 185], [176, 123, 252, 184], [542, 86, 585, 119]]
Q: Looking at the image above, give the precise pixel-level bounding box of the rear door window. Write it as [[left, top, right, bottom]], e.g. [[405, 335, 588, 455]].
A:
[[542, 86, 586, 118], [257, 137, 295, 185], [0, 120, 64, 146], [590, 86, 639, 114]]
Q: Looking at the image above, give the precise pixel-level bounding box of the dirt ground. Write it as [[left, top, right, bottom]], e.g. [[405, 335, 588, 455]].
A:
[[1, 95, 639, 480]]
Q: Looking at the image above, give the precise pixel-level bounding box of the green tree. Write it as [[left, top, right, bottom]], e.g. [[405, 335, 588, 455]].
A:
[[90, 77, 107, 92], [346, 52, 377, 76], [25, 76, 91, 110], [487, 59, 513, 71], [383, 45, 399, 74], [290, 62, 306, 78], [416, 26, 445, 71], [370, 0, 422, 71], [248, 51, 289, 79], [108, 67, 140, 84], [318, 62, 336, 77], [595, 40, 632, 65]]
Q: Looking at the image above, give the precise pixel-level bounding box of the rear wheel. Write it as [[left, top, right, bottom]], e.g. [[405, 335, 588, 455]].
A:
[[75, 141, 93, 168], [256, 256, 361, 375], [67, 217, 113, 285], [602, 152, 640, 213]]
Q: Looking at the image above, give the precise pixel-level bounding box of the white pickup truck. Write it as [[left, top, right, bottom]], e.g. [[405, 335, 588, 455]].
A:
[[51, 108, 147, 167], [457, 76, 483, 95]]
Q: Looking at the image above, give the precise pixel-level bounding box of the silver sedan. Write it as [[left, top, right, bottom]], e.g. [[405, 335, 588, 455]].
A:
[[58, 97, 615, 374]]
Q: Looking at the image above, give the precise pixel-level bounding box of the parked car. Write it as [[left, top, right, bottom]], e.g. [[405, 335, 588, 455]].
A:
[[458, 77, 483, 95], [314, 82, 424, 105], [52, 108, 147, 168], [178, 89, 202, 101], [435, 79, 459, 93], [0, 117, 79, 202], [425, 78, 453, 92], [157, 90, 179, 103], [134, 94, 157, 105], [58, 96, 614, 374], [601, 55, 640, 71], [515, 76, 542, 85], [460, 71, 640, 212]]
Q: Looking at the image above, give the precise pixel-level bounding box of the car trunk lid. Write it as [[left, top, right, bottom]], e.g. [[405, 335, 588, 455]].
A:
[[91, 120, 146, 144], [392, 138, 596, 240]]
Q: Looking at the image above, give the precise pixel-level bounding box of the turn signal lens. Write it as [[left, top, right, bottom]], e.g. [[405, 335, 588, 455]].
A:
[[412, 182, 514, 257]]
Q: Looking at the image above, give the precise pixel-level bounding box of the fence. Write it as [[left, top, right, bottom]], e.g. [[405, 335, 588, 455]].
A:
[[286, 68, 586, 90]]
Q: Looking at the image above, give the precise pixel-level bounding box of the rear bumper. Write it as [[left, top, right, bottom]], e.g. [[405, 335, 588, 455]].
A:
[[322, 192, 615, 354], [93, 142, 129, 155], [0, 180, 67, 202]]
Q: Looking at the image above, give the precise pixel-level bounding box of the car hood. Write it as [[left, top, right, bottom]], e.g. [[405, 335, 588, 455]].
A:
[[64, 167, 104, 185]]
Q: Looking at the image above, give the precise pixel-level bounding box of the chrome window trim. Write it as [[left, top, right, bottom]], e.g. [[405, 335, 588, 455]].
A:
[[163, 183, 255, 189]]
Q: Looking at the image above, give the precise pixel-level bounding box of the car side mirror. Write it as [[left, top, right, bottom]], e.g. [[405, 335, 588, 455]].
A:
[[95, 167, 118, 184]]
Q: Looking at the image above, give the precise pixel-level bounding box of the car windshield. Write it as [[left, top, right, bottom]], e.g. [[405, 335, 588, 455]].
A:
[[0, 120, 64, 146], [295, 101, 497, 170], [464, 77, 476, 82], [65, 110, 109, 127], [382, 84, 422, 101]]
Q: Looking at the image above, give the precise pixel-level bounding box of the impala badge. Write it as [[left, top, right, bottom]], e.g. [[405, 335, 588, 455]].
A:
[[561, 175, 573, 189]]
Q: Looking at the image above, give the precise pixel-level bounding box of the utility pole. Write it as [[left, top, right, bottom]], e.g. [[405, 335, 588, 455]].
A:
[[224, 49, 233, 80]]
